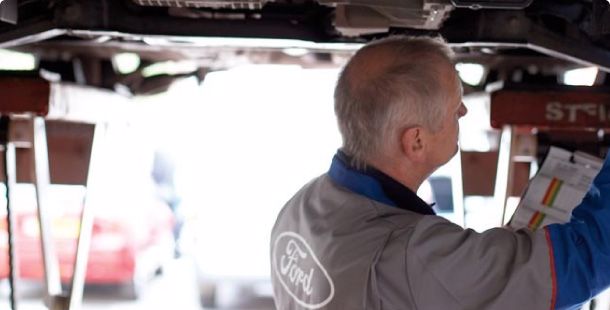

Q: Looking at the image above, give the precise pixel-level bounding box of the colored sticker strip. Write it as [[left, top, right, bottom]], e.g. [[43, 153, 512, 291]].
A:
[[527, 178, 564, 230], [528, 212, 546, 230], [542, 178, 563, 207]]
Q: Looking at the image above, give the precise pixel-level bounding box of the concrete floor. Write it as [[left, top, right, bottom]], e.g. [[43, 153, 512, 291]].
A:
[[0, 256, 275, 310]]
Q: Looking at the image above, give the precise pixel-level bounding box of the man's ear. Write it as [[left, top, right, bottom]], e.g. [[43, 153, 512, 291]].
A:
[[400, 127, 426, 162]]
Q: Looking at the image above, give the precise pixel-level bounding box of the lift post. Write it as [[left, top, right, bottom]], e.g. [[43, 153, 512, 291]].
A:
[[0, 76, 65, 309], [0, 76, 123, 310]]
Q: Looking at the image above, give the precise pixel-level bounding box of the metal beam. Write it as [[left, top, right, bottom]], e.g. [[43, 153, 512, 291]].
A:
[[490, 84, 610, 129], [0, 77, 51, 116], [494, 125, 516, 226], [67, 124, 106, 310], [31, 117, 65, 308]]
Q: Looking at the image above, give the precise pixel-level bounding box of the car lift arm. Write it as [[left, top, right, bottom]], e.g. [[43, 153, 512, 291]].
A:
[[0, 76, 120, 310]]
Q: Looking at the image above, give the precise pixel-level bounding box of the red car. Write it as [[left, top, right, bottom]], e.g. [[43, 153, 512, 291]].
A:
[[0, 182, 175, 299]]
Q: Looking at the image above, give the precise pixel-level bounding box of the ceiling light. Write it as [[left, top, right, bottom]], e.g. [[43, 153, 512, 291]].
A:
[[112, 53, 141, 74], [456, 63, 485, 86], [0, 49, 36, 70], [282, 48, 309, 57], [142, 60, 198, 78], [563, 67, 598, 86]]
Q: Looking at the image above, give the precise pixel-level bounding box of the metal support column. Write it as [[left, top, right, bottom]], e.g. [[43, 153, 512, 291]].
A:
[[68, 123, 106, 310], [30, 117, 66, 309], [494, 125, 516, 226]]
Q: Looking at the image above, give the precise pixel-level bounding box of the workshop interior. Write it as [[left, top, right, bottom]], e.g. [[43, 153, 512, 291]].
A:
[[2, 0, 610, 309]]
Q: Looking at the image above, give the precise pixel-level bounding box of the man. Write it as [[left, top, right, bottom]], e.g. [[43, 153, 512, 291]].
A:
[[270, 36, 610, 309]]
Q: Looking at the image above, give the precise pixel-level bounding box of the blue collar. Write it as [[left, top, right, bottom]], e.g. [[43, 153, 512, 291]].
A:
[[328, 151, 436, 215]]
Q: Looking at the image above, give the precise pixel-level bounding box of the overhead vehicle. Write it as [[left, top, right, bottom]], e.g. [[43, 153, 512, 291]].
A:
[[3, 1, 610, 310], [0, 0, 609, 93]]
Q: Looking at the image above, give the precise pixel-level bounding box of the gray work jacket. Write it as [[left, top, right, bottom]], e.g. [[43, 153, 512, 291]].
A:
[[270, 165, 554, 309]]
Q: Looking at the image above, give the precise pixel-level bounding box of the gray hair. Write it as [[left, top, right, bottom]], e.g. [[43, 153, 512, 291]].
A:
[[334, 36, 455, 168]]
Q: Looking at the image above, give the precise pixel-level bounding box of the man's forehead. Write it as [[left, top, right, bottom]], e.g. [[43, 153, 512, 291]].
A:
[[440, 67, 463, 107], [454, 69, 464, 94]]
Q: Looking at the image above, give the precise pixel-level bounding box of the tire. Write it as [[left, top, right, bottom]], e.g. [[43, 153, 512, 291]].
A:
[[199, 283, 217, 309], [122, 277, 144, 300], [121, 263, 147, 300]]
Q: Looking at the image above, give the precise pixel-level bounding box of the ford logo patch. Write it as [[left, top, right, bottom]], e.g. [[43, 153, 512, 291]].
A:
[[273, 231, 335, 309]]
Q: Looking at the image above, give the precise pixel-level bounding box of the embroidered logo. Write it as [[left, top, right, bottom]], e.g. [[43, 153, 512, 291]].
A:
[[273, 231, 335, 309]]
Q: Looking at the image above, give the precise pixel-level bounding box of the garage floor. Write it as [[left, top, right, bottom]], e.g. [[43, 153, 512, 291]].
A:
[[0, 256, 275, 310]]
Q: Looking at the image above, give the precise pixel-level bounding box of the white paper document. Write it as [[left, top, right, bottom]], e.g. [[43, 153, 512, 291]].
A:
[[509, 146, 604, 230]]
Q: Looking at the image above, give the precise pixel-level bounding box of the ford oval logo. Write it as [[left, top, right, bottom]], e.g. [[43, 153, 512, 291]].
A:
[[273, 231, 335, 309]]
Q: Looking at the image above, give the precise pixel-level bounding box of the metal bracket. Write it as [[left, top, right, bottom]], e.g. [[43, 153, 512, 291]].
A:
[[0, 0, 17, 25], [451, 0, 533, 10]]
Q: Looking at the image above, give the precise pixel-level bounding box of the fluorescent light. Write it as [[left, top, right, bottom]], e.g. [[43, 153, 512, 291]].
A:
[[282, 48, 309, 57], [0, 49, 36, 70], [112, 52, 140, 74], [456, 63, 485, 86], [142, 60, 198, 77], [563, 67, 598, 86]]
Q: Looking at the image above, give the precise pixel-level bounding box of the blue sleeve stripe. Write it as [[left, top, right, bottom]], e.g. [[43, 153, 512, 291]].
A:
[[546, 182, 610, 310], [546, 222, 594, 310], [544, 151, 610, 310], [544, 227, 558, 310]]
